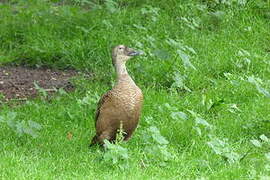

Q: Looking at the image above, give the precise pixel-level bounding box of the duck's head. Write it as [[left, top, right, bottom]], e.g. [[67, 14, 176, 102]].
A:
[[112, 45, 141, 66]]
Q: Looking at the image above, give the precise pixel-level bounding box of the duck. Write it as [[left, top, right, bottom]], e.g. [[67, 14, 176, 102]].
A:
[[90, 45, 143, 146]]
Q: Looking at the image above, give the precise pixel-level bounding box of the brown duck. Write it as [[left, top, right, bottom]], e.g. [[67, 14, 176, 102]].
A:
[[90, 45, 143, 146]]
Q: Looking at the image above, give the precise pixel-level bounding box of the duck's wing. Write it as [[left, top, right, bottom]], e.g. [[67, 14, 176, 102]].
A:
[[94, 91, 112, 125]]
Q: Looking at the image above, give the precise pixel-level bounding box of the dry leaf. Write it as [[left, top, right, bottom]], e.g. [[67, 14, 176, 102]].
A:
[[67, 132, 73, 140]]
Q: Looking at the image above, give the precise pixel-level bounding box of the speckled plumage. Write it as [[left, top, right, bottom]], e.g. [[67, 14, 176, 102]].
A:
[[90, 45, 143, 146]]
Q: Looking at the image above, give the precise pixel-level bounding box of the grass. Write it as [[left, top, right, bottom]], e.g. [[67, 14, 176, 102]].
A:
[[1, 0, 270, 179]]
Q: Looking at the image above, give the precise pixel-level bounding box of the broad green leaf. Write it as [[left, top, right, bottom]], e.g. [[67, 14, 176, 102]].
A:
[[28, 120, 42, 130], [75, 26, 90, 34], [7, 120, 16, 129], [211, 11, 225, 19], [166, 38, 183, 48], [247, 76, 257, 84], [177, 50, 196, 70], [237, 0, 247, 6], [185, 46, 197, 55], [34, 82, 47, 98], [148, 126, 160, 134], [102, 20, 113, 28], [256, 85, 270, 98], [153, 49, 170, 60], [144, 116, 154, 125], [243, 57, 251, 64], [223, 152, 240, 164], [206, 99, 214, 110], [250, 139, 262, 148], [187, 109, 198, 117], [265, 152, 270, 160], [7, 112, 17, 121], [207, 141, 222, 155], [195, 117, 211, 128], [248, 76, 270, 98], [260, 175, 270, 180], [238, 49, 250, 57], [15, 121, 25, 137], [163, 103, 178, 111], [152, 133, 169, 145], [149, 126, 169, 145], [194, 127, 202, 136], [105, 0, 118, 13], [24, 127, 38, 138], [171, 111, 188, 120], [171, 72, 191, 92], [260, 134, 269, 142]]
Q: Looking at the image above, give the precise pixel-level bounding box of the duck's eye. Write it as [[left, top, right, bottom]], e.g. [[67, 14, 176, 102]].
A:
[[119, 46, 125, 50]]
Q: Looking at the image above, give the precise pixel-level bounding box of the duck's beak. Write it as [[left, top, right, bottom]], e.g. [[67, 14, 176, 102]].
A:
[[127, 48, 143, 56]]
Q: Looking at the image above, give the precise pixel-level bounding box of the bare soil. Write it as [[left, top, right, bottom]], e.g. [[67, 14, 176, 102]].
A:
[[0, 66, 77, 101]]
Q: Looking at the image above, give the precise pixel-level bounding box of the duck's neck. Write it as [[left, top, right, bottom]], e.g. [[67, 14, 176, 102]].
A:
[[115, 63, 135, 84], [116, 63, 128, 76]]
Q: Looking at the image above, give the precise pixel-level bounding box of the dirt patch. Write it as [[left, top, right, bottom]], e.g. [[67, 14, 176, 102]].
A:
[[0, 66, 77, 101]]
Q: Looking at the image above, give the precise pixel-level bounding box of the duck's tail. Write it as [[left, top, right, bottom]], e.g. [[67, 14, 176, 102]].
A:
[[89, 135, 98, 148]]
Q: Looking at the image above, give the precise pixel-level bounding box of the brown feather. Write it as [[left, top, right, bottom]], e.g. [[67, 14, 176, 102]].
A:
[[94, 92, 111, 125], [90, 45, 143, 146]]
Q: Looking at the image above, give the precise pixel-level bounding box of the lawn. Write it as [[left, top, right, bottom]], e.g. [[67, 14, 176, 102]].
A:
[[0, 0, 270, 179]]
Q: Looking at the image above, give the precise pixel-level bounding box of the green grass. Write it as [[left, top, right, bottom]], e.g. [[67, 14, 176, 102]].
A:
[[1, 0, 270, 179]]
